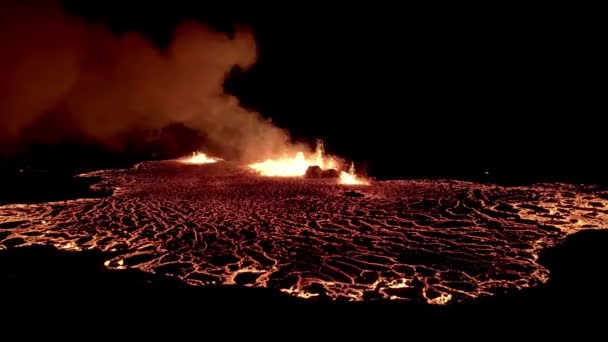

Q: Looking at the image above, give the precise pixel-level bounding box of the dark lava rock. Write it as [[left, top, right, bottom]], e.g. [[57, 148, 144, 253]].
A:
[[383, 286, 423, 301], [537, 224, 561, 233], [21, 231, 43, 236], [241, 259, 254, 268], [2, 237, 25, 248], [304, 165, 322, 178], [209, 254, 239, 266], [76, 236, 93, 244], [304, 282, 327, 295], [356, 271, 380, 284], [154, 262, 191, 276], [362, 291, 384, 301], [267, 274, 299, 289], [187, 272, 221, 284], [321, 169, 339, 178], [409, 276, 425, 287], [0, 172, 112, 206], [0, 220, 27, 229], [124, 253, 158, 266], [344, 190, 364, 198], [234, 272, 262, 285]]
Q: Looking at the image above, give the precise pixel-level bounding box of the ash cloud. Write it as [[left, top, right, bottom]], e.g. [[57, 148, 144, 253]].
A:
[[0, 2, 292, 161]]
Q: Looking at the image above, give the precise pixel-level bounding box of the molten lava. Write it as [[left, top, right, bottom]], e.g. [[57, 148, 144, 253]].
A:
[[249, 152, 311, 177], [249, 140, 337, 177], [249, 140, 369, 184], [3, 160, 608, 303], [339, 162, 369, 185], [179, 152, 220, 165]]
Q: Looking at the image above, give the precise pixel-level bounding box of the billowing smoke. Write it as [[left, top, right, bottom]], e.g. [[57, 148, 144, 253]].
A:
[[0, 2, 294, 161]]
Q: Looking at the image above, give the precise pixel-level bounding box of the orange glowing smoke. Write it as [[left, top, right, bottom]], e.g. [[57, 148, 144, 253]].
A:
[[249, 140, 336, 177], [179, 152, 220, 164], [339, 162, 369, 185]]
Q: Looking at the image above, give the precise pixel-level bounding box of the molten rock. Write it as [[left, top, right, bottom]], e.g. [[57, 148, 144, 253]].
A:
[[304, 166, 323, 178], [2, 160, 608, 303], [321, 169, 339, 178]]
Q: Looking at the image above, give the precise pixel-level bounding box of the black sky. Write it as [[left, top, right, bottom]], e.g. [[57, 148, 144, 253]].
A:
[[22, 2, 608, 182]]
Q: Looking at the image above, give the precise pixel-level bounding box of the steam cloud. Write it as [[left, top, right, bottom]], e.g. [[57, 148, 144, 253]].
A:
[[0, 2, 293, 160]]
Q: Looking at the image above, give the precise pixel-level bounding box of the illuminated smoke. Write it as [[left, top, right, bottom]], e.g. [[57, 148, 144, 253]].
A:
[[0, 2, 291, 160]]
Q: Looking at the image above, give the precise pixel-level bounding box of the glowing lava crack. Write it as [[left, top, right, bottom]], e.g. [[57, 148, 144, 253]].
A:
[[1, 160, 607, 304]]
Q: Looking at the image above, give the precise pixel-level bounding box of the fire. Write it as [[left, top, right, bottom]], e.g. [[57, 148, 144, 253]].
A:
[[249, 140, 337, 177], [249, 151, 311, 177], [179, 152, 220, 164], [339, 162, 369, 185], [249, 140, 369, 185]]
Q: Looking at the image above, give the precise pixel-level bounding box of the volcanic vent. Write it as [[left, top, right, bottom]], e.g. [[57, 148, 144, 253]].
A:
[[249, 139, 369, 185]]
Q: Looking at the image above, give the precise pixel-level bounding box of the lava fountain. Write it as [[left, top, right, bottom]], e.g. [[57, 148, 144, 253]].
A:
[[249, 140, 337, 177], [249, 140, 368, 185], [248, 151, 316, 176], [179, 152, 221, 165], [339, 162, 369, 185]]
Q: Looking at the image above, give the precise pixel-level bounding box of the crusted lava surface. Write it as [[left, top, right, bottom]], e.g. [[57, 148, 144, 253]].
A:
[[1, 161, 606, 304]]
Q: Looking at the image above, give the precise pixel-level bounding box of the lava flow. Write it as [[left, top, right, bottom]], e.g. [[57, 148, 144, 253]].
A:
[[179, 152, 221, 165], [249, 140, 368, 185], [1, 161, 607, 304]]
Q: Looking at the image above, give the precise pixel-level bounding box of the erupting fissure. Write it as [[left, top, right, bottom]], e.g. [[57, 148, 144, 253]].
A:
[[339, 162, 369, 185], [179, 152, 220, 164], [248, 140, 369, 185]]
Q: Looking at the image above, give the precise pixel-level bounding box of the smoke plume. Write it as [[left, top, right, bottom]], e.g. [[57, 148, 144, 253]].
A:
[[0, 2, 293, 161]]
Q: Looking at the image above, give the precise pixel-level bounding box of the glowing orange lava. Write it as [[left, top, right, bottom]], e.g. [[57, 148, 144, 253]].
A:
[[179, 152, 220, 164], [249, 140, 337, 177], [249, 151, 312, 177], [339, 162, 369, 185]]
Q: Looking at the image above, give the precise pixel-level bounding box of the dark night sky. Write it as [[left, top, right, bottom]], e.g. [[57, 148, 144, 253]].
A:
[[16, 2, 608, 182]]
